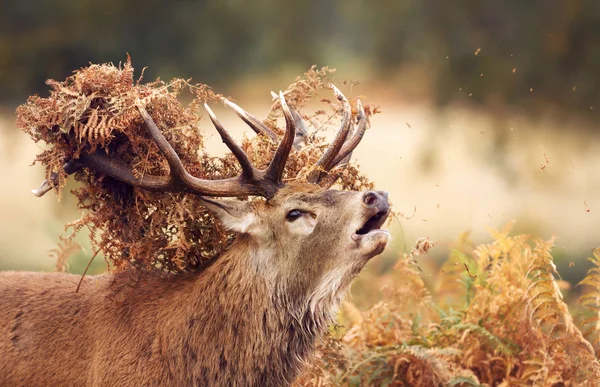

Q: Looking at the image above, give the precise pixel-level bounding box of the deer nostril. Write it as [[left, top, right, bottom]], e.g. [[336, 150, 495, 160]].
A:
[[363, 191, 378, 206]]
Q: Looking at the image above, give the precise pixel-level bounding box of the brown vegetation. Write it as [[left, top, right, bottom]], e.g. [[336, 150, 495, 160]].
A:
[[300, 224, 600, 386]]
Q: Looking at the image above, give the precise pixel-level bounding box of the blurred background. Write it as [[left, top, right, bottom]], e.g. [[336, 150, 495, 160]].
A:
[[1, 0, 600, 307]]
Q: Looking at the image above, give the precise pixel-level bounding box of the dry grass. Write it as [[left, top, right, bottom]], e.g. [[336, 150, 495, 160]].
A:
[[300, 223, 600, 386]]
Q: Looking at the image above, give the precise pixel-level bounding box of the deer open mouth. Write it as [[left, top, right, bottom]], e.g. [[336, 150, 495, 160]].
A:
[[355, 209, 390, 236]]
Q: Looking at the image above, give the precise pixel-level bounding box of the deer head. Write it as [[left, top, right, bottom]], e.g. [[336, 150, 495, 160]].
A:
[[202, 183, 390, 314], [16, 86, 390, 386]]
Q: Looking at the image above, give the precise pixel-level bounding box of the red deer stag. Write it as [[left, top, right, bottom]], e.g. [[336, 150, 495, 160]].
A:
[[0, 88, 390, 386]]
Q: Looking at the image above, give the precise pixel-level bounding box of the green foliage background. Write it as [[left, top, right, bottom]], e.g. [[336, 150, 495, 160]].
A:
[[2, 0, 600, 121]]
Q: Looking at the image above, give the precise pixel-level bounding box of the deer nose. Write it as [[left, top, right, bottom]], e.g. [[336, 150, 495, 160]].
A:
[[362, 191, 390, 212]]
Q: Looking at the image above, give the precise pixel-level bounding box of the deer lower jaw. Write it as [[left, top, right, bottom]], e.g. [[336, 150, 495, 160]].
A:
[[355, 208, 389, 236], [351, 209, 391, 258], [353, 229, 390, 257], [352, 206, 390, 239], [352, 228, 390, 241]]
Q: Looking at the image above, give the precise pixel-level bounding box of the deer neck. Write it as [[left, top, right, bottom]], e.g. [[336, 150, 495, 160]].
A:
[[153, 234, 332, 385]]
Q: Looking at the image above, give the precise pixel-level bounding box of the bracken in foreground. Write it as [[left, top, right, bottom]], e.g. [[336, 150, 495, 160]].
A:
[[301, 223, 600, 386]]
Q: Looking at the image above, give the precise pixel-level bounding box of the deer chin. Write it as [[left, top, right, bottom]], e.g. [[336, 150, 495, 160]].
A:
[[351, 208, 391, 258]]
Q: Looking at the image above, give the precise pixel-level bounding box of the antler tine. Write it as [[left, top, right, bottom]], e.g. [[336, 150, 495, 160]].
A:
[[288, 106, 308, 150], [306, 85, 352, 183], [329, 99, 367, 168], [222, 99, 279, 142], [32, 178, 54, 197], [136, 102, 196, 184], [316, 101, 368, 189], [136, 103, 271, 197], [79, 151, 173, 189], [204, 103, 255, 179], [316, 101, 365, 189], [265, 92, 296, 182], [31, 151, 175, 197], [269, 90, 307, 150], [32, 160, 83, 197]]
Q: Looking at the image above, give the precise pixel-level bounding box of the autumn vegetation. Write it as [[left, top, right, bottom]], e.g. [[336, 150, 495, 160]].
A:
[[301, 225, 600, 386]]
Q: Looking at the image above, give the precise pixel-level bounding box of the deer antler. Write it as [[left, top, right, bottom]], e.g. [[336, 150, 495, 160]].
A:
[[32, 87, 368, 198], [304, 86, 368, 186], [222, 99, 279, 142], [267, 85, 368, 186], [32, 93, 295, 199], [98, 93, 295, 198]]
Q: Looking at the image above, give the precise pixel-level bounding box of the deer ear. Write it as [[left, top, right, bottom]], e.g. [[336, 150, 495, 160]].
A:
[[200, 198, 256, 233]]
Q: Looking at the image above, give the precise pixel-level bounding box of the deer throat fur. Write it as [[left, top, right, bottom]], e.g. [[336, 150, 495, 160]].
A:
[[94, 248, 343, 386], [170, 247, 343, 386], [0, 238, 357, 387]]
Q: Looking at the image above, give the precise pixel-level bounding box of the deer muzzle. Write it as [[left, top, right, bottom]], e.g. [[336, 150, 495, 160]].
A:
[[352, 191, 391, 256]]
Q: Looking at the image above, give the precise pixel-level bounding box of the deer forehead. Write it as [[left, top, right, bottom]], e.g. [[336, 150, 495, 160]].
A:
[[266, 184, 358, 210]]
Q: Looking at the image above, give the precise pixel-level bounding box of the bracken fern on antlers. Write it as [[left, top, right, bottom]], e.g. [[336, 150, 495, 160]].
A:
[[17, 58, 379, 273]]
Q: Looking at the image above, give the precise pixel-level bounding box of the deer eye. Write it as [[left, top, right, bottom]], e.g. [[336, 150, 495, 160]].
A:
[[286, 209, 303, 222]]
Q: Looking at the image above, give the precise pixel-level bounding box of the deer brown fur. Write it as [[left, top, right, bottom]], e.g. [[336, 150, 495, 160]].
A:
[[0, 184, 390, 386]]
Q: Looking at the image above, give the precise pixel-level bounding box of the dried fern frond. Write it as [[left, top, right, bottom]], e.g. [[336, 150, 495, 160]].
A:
[[49, 239, 82, 272], [577, 247, 600, 356], [335, 345, 457, 386]]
